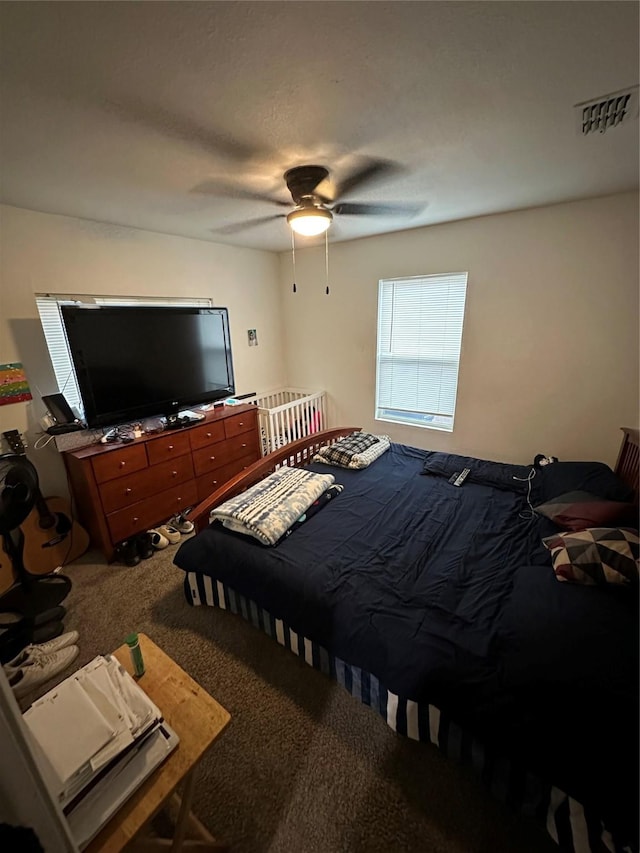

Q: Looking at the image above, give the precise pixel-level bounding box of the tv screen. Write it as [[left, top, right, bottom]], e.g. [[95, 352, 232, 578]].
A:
[[61, 305, 235, 428]]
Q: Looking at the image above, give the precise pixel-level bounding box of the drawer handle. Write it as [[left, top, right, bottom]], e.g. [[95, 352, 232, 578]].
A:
[[241, 443, 247, 448], [133, 516, 139, 523], [171, 470, 177, 477], [177, 497, 182, 504], [212, 480, 218, 486], [119, 461, 126, 468], [168, 445, 174, 451], [210, 455, 216, 461], [125, 488, 132, 495], [206, 432, 212, 438], [238, 422, 244, 426]]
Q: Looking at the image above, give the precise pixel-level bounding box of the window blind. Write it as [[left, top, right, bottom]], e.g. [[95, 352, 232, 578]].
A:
[[35, 294, 212, 416], [93, 296, 212, 308], [375, 273, 468, 431]]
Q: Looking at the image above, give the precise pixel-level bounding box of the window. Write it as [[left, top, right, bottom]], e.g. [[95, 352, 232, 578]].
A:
[[375, 273, 468, 432], [35, 293, 212, 416]]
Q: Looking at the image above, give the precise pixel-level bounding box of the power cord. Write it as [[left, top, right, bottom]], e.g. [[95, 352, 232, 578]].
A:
[[33, 433, 56, 450], [513, 468, 537, 520]]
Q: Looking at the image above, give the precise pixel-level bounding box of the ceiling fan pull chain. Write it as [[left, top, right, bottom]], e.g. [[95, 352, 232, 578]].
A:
[[325, 231, 330, 295], [291, 230, 297, 293]]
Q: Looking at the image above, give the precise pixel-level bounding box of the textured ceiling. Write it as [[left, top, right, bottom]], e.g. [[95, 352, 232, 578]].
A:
[[0, 2, 638, 252]]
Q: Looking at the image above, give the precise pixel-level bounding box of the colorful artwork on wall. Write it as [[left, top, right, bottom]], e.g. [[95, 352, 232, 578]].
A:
[[0, 362, 33, 406]]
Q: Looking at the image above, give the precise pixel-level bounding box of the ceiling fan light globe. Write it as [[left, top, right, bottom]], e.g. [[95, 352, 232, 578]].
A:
[[287, 207, 333, 237]]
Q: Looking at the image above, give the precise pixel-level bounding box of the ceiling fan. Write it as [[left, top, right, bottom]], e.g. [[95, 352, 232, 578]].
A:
[[98, 98, 421, 239], [202, 160, 421, 237]]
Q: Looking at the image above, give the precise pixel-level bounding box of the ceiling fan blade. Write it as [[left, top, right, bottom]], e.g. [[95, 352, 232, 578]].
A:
[[334, 202, 422, 217], [323, 159, 404, 203], [103, 97, 269, 163], [211, 214, 286, 235], [193, 180, 289, 207]]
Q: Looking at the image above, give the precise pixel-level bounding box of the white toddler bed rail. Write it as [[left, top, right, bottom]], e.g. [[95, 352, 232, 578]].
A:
[[247, 388, 327, 456]]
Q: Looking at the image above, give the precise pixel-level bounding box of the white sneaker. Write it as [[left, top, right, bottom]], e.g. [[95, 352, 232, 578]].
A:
[[3, 631, 80, 672], [8, 645, 80, 699], [170, 513, 194, 535]]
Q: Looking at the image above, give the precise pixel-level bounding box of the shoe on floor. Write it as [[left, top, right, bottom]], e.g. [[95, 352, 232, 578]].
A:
[[3, 630, 80, 672], [156, 524, 181, 545], [8, 645, 79, 699], [115, 540, 140, 567], [148, 529, 169, 550], [135, 532, 154, 560], [169, 513, 195, 535], [1, 621, 65, 667]]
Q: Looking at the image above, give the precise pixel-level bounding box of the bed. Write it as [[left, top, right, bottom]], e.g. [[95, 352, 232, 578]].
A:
[[174, 427, 639, 853]]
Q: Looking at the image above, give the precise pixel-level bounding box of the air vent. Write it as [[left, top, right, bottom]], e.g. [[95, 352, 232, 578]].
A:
[[574, 85, 638, 135]]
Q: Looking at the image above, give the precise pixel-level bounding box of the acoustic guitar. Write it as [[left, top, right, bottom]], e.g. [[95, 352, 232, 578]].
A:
[[2, 430, 90, 576]]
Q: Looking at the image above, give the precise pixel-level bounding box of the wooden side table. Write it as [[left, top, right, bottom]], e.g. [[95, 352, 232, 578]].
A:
[[84, 633, 230, 853]]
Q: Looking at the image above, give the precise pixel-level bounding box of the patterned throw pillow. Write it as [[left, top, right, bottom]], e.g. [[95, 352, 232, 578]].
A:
[[543, 527, 639, 585], [315, 432, 379, 467], [534, 490, 637, 531]]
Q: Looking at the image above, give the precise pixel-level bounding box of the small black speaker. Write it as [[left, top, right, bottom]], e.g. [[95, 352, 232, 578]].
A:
[[42, 393, 76, 425]]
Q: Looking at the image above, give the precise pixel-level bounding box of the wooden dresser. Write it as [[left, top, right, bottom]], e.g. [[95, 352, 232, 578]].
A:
[[63, 404, 260, 560]]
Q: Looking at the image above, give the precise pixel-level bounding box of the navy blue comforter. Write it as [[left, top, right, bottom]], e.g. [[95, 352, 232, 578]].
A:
[[174, 443, 638, 841]]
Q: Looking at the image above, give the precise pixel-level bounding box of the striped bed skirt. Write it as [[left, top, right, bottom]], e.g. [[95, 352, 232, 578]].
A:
[[184, 570, 633, 853]]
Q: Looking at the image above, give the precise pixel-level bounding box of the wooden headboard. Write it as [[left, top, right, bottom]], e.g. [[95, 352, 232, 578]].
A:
[[615, 427, 639, 505]]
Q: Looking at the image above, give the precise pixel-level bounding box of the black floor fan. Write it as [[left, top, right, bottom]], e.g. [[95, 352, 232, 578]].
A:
[[0, 453, 72, 662]]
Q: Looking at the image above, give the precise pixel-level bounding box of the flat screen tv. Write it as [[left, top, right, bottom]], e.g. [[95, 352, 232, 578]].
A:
[[61, 305, 235, 429]]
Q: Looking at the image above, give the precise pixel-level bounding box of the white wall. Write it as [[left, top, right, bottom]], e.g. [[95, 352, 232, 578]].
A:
[[0, 205, 286, 495], [278, 192, 639, 468]]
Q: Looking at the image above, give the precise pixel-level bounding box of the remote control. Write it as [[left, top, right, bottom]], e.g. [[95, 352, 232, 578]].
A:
[[453, 468, 470, 486]]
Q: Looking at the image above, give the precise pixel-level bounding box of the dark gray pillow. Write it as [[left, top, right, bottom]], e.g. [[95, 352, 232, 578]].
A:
[[534, 490, 637, 531], [534, 462, 633, 505]]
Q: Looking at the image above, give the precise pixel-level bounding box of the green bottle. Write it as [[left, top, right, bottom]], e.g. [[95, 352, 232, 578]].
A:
[[125, 632, 145, 677]]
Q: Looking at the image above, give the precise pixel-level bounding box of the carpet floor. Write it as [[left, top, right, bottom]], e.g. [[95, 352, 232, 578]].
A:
[[53, 542, 556, 853]]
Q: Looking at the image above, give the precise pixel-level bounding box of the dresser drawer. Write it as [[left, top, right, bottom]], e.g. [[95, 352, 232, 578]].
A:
[[195, 453, 260, 502], [107, 480, 198, 544], [192, 433, 257, 476], [224, 411, 255, 439], [189, 420, 225, 451], [99, 454, 195, 514], [146, 432, 191, 466], [92, 444, 148, 485], [224, 432, 257, 462], [192, 439, 227, 477]]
